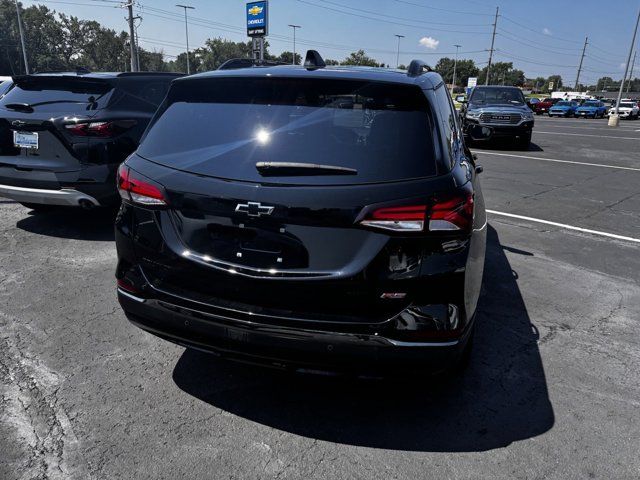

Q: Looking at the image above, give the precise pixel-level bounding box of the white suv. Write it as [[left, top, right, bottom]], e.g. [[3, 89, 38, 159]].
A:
[[608, 101, 639, 119]]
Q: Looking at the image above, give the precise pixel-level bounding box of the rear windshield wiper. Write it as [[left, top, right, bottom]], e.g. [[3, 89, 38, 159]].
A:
[[256, 162, 357, 176]]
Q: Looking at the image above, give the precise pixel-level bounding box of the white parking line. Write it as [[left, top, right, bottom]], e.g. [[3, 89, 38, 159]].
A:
[[474, 151, 640, 172], [535, 131, 640, 140], [487, 210, 640, 244]]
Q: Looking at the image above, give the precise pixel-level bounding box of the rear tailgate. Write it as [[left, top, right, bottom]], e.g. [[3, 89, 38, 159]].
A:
[[0, 76, 113, 188], [125, 75, 470, 323]]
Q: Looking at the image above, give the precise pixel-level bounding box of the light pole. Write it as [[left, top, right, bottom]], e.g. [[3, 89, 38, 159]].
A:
[[451, 44, 461, 95], [394, 34, 405, 68], [288, 24, 301, 65], [14, 0, 29, 74], [611, 5, 640, 127], [176, 4, 195, 74]]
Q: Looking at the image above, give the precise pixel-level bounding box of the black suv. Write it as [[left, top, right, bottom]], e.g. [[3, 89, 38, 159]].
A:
[[0, 71, 182, 210], [115, 53, 487, 376], [460, 86, 534, 149]]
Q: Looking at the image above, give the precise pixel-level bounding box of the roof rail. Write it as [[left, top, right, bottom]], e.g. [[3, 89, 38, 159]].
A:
[[407, 59, 432, 77], [217, 58, 288, 70], [304, 50, 326, 70]]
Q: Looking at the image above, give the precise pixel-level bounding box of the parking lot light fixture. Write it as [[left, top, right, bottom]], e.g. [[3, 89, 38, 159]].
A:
[[610, 5, 640, 127], [176, 4, 195, 75], [451, 44, 461, 96], [288, 25, 301, 65], [395, 34, 405, 69]]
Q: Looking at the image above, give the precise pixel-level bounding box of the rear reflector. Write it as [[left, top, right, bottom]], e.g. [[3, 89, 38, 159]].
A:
[[117, 164, 167, 206]]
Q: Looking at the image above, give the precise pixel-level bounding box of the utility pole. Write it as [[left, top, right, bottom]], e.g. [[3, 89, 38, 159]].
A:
[[288, 24, 301, 65], [14, 0, 29, 74], [574, 36, 588, 91], [485, 7, 499, 85], [133, 16, 142, 71], [451, 44, 461, 95], [626, 50, 636, 93], [611, 6, 640, 126], [125, 2, 138, 72], [176, 4, 195, 74], [394, 34, 405, 69]]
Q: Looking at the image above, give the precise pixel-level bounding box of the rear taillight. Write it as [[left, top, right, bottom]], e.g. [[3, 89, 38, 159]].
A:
[[117, 164, 167, 206], [65, 120, 136, 137], [359, 192, 473, 233]]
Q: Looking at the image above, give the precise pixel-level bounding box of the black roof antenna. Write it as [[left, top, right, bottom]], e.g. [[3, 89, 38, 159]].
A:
[[304, 50, 326, 70], [407, 59, 432, 77]]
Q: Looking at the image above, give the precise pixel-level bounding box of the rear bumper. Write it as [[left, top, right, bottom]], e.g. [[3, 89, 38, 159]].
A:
[[0, 183, 100, 207], [118, 288, 470, 375]]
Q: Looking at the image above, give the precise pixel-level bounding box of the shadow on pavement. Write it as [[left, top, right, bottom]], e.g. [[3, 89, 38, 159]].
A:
[[172, 225, 554, 452], [471, 140, 543, 152], [16, 207, 116, 242]]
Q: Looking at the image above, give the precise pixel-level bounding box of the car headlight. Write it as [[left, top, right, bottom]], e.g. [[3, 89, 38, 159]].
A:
[[521, 111, 534, 121], [466, 110, 481, 120]]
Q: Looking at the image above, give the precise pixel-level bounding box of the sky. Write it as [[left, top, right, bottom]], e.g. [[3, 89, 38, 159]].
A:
[[22, 0, 640, 84]]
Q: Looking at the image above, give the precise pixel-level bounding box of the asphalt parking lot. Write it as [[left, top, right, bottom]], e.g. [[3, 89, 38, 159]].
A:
[[1, 116, 639, 479]]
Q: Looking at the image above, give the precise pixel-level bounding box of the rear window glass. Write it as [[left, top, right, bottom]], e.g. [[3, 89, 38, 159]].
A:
[[470, 87, 525, 105], [0, 77, 113, 112], [138, 77, 439, 185]]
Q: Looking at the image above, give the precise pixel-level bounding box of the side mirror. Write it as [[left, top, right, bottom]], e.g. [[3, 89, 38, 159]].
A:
[[475, 165, 484, 174], [455, 95, 467, 103]]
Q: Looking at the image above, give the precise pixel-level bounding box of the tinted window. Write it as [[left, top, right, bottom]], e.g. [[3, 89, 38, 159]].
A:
[[138, 77, 440, 185], [108, 79, 171, 113], [470, 87, 525, 105], [583, 102, 599, 107], [0, 77, 112, 112], [434, 85, 459, 168], [556, 101, 571, 106]]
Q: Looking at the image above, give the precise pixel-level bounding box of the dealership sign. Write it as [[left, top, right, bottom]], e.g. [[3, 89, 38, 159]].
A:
[[246, 1, 268, 37], [467, 77, 478, 88]]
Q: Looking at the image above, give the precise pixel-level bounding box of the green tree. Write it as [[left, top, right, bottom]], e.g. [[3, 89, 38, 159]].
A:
[[341, 50, 379, 67], [478, 62, 525, 86], [434, 57, 479, 87], [275, 51, 301, 65], [544, 75, 563, 92]]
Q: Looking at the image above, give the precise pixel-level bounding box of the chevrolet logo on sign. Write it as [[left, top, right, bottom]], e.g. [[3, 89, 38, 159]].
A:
[[246, 1, 268, 37], [235, 201, 274, 217]]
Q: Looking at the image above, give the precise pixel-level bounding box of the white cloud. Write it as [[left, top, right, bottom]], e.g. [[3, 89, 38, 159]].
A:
[[543, 28, 552, 36], [419, 36, 439, 50]]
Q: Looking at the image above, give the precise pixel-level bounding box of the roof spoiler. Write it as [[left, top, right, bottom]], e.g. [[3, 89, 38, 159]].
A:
[[304, 50, 326, 70], [407, 59, 432, 77]]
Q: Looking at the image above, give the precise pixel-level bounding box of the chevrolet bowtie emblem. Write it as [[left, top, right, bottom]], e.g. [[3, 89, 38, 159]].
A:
[[235, 201, 274, 217]]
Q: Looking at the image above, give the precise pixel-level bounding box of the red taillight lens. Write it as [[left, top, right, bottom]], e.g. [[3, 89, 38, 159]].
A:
[[65, 120, 136, 137], [359, 193, 474, 233], [429, 193, 474, 232], [360, 205, 426, 232], [117, 164, 167, 206]]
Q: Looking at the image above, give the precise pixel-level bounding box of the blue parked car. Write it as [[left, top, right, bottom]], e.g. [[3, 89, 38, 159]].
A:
[[575, 100, 607, 119], [548, 101, 579, 117]]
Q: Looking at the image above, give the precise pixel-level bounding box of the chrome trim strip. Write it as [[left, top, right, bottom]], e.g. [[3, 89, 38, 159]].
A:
[[117, 288, 146, 303], [385, 338, 459, 347], [0, 183, 100, 207]]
